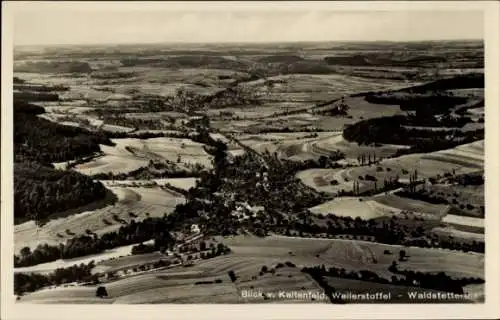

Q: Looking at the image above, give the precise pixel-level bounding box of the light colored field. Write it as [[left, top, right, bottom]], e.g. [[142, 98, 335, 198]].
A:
[[124, 112, 187, 120], [309, 197, 398, 220], [373, 194, 449, 217], [132, 129, 185, 135], [59, 85, 132, 101], [209, 133, 230, 144], [442, 214, 484, 229], [74, 137, 213, 175], [19, 235, 484, 304], [43, 105, 95, 115], [75, 143, 149, 175], [228, 149, 246, 157], [296, 168, 353, 194], [223, 236, 484, 279], [154, 178, 199, 191], [467, 107, 485, 116], [432, 227, 484, 242], [421, 140, 484, 169], [100, 124, 135, 133], [15, 186, 184, 252]]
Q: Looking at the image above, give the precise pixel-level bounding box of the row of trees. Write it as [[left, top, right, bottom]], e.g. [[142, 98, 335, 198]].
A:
[[337, 176, 402, 197], [91, 160, 206, 181], [302, 263, 483, 298], [276, 211, 484, 253], [388, 263, 484, 294], [15, 261, 97, 296], [15, 217, 176, 267]]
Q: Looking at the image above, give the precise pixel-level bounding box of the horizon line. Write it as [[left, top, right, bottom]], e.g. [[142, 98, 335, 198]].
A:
[[14, 38, 484, 48]]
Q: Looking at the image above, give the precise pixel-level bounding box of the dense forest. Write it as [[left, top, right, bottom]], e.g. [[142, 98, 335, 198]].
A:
[[14, 98, 112, 224], [366, 73, 484, 96], [365, 93, 468, 113], [14, 162, 108, 224], [342, 114, 483, 154], [14, 110, 113, 164], [14, 60, 92, 74], [345, 73, 484, 150]]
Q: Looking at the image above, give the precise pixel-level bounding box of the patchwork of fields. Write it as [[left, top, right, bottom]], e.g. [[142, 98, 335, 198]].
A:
[[13, 41, 486, 305], [19, 235, 484, 304]]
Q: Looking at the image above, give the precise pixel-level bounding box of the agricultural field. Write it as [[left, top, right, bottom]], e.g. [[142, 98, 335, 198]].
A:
[[73, 137, 213, 175], [19, 235, 484, 304], [442, 214, 484, 229], [241, 74, 419, 102], [431, 227, 484, 242], [309, 197, 401, 220], [373, 194, 450, 217]]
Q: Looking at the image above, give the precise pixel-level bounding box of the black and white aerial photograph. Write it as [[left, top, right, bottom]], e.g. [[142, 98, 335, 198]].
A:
[[2, 2, 499, 316]]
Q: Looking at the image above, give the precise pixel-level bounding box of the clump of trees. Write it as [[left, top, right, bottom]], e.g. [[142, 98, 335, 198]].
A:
[[357, 153, 379, 166], [447, 172, 484, 186], [96, 286, 108, 298], [228, 270, 237, 282]]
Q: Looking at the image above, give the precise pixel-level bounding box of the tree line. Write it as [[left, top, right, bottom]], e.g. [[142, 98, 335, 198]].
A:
[[302, 263, 483, 300], [15, 217, 175, 267], [343, 115, 484, 156], [15, 261, 97, 296]]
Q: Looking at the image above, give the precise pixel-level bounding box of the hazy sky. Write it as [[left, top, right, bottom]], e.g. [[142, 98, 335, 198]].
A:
[[13, 8, 483, 46]]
